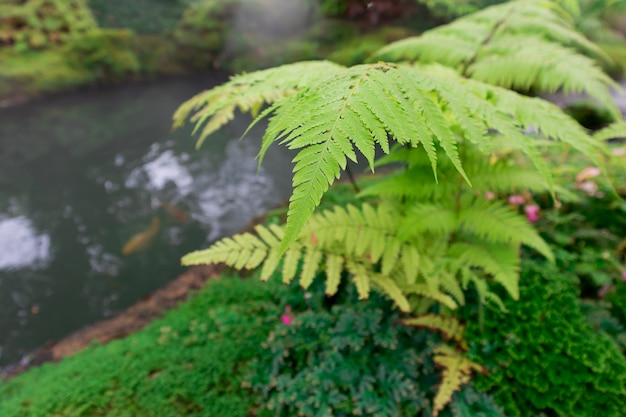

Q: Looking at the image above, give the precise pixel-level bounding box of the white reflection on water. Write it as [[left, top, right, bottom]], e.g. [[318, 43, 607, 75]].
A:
[[125, 146, 194, 196], [193, 140, 281, 241], [0, 216, 51, 270]]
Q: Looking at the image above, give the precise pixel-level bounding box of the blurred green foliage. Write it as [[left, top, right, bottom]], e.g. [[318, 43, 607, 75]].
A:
[[63, 28, 140, 80], [415, 0, 505, 20], [465, 260, 626, 417], [0, 0, 96, 52], [88, 0, 191, 34]]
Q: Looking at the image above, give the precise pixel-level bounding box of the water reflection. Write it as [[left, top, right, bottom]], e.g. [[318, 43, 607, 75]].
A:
[[0, 216, 51, 270], [0, 76, 295, 366]]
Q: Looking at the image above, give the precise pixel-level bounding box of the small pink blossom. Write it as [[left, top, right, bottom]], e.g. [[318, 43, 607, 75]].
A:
[[281, 306, 294, 326], [576, 180, 599, 196], [508, 195, 525, 205], [485, 191, 495, 200], [622, 270, 626, 282], [524, 204, 540, 223], [311, 233, 318, 246], [612, 147, 626, 156], [575, 166, 601, 183], [598, 284, 614, 298]]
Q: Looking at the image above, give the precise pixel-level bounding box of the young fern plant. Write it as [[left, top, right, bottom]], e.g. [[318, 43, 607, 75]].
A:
[[174, 1, 617, 412], [176, 58, 609, 311]]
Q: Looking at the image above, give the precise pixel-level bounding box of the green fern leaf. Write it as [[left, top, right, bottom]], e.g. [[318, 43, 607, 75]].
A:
[[346, 260, 371, 300], [300, 249, 323, 289], [593, 121, 626, 142], [324, 254, 344, 296], [449, 242, 520, 300], [399, 203, 457, 240], [172, 61, 343, 147], [370, 274, 411, 312], [282, 248, 301, 284], [372, 0, 619, 117], [457, 199, 553, 261], [403, 284, 458, 310], [403, 314, 467, 349]]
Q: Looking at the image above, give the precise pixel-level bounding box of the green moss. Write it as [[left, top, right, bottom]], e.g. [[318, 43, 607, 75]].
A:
[[0, 49, 95, 99], [0, 276, 286, 417], [63, 28, 140, 81], [465, 260, 626, 417], [328, 26, 417, 66], [88, 0, 189, 34]]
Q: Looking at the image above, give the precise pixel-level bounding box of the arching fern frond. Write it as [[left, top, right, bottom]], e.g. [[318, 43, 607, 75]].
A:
[[176, 59, 605, 254], [172, 61, 344, 147], [372, 0, 620, 119]]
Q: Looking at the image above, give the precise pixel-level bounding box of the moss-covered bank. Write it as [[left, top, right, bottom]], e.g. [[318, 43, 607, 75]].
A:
[[0, 0, 424, 106]]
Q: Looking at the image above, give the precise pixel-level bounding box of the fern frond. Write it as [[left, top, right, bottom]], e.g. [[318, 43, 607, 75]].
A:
[[432, 345, 484, 417], [399, 203, 457, 239], [172, 61, 344, 147], [457, 199, 553, 261], [359, 166, 456, 201], [470, 35, 617, 113], [179, 58, 605, 253], [370, 274, 411, 312], [437, 266, 466, 306], [449, 242, 520, 300], [372, 0, 619, 117], [345, 260, 371, 300], [324, 254, 344, 296], [402, 284, 458, 310], [593, 121, 626, 142], [403, 314, 467, 350]]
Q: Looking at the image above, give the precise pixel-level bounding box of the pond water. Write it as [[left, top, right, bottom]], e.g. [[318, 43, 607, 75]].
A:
[[0, 76, 296, 366]]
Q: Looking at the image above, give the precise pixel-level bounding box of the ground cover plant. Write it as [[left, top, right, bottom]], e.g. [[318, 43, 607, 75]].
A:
[[0, 277, 284, 417], [175, 0, 626, 413]]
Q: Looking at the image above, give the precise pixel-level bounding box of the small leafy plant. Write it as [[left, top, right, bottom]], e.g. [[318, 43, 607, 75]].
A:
[[247, 279, 505, 417]]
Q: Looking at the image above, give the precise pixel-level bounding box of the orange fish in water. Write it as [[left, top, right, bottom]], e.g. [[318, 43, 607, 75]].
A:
[[122, 216, 161, 255], [162, 201, 189, 224]]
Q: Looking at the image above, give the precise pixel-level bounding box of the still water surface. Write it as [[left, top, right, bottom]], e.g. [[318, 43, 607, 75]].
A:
[[0, 76, 295, 366]]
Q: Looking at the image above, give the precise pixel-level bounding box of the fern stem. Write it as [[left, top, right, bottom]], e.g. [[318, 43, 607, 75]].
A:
[[345, 165, 361, 193], [459, 6, 514, 77]]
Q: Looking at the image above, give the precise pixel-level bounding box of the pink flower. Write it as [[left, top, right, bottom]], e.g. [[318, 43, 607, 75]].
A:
[[524, 204, 540, 223], [621, 270, 626, 282], [281, 306, 294, 326], [598, 284, 614, 298], [485, 191, 495, 200], [508, 195, 525, 205], [575, 166, 601, 183]]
